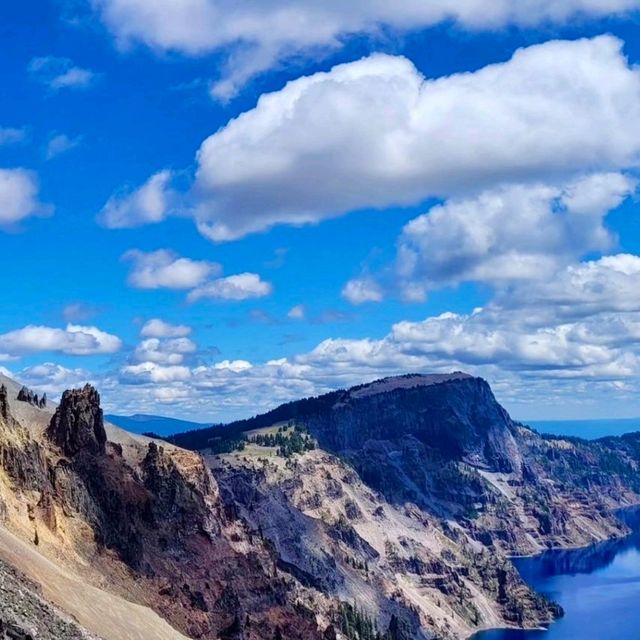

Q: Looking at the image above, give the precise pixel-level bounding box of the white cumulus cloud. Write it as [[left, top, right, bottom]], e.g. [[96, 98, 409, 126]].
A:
[[395, 172, 635, 298], [191, 36, 640, 241], [187, 273, 273, 302], [499, 254, 640, 319], [0, 169, 50, 227], [91, 0, 640, 97], [0, 324, 122, 357], [134, 337, 197, 365], [10, 363, 94, 397], [98, 170, 175, 229], [123, 249, 220, 289], [120, 362, 192, 384], [342, 278, 384, 305], [212, 359, 253, 372], [140, 319, 192, 338]]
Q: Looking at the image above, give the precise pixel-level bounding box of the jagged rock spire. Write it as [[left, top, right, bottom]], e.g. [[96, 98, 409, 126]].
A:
[[46, 384, 106, 456], [16, 385, 46, 408], [0, 384, 8, 421]]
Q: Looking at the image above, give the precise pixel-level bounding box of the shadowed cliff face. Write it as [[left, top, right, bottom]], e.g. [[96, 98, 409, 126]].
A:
[[307, 375, 522, 474]]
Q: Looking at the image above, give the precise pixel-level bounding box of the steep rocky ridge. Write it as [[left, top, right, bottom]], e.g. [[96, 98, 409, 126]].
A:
[[0, 378, 326, 640], [213, 448, 559, 639], [174, 372, 640, 637], [308, 374, 522, 474], [299, 374, 637, 555], [176, 373, 639, 557], [1, 372, 640, 639]]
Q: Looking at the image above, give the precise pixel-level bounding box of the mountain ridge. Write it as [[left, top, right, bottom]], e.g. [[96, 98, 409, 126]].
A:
[[0, 377, 324, 640], [1, 371, 640, 639]]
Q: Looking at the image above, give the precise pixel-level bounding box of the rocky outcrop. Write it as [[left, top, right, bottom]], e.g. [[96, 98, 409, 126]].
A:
[[2, 373, 640, 640], [180, 371, 640, 638], [46, 385, 106, 457], [0, 388, 48, 494], [17, 386, 46, 409], [0, 385, 8, 421], [202, 373, 638, 555], [141, 441, 222, 541], [0, 382, 326, 640], [216, 448, 561, 640]]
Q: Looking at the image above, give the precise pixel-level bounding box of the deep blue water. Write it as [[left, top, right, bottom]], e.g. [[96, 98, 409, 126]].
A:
[[525, 419, 640, 440], [473, 510, 640, 639]]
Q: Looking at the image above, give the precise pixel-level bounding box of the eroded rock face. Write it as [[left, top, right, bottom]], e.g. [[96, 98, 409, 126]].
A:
[[46, 385, 106, 457], [308, 375, 522, 474], [0, 382, 324, 640], [0, 388, 48, 494], [141, 441, 222, 541], [0, 385, 8, 421], [216, 448, 561, 640]]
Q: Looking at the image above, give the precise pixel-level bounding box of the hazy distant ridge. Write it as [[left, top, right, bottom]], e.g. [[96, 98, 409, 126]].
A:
[[106, 413, 211, 437]]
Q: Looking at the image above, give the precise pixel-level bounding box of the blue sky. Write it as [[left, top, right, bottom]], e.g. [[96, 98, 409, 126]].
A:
[[2, 1, 640, 423]]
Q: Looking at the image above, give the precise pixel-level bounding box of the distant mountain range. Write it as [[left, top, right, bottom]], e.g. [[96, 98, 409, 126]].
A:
[[105, 413, 212, 436]]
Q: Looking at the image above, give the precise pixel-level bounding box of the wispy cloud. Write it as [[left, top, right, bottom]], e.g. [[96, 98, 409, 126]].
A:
[[98, 170, 174, 228], [287, 305, 306, 320], [62, 303, 103, 323], [28, 56, 97, 91], [0, 126, 28, 145], [46, 133, 82, 159]]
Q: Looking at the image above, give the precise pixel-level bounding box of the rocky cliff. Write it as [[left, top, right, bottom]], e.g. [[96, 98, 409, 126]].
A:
[[0, 378, 326, 640], [177, 373, 638, 555], [47, 385, 106, 457], [214, 448, 560, 640], [307, 374, 523, 475], [301, 375, 637, 555], [174, 372, 640, 637], [1, 372, 640, 640]]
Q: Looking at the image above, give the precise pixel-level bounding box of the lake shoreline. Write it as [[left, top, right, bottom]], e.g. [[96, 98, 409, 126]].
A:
[[467, 503, 640, 639]]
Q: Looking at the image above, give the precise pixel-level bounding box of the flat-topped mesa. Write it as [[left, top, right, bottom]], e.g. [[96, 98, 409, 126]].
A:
[[309, 372, 522, 473], [346, 372, 474, 400], [46, 384, 106, 456]]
